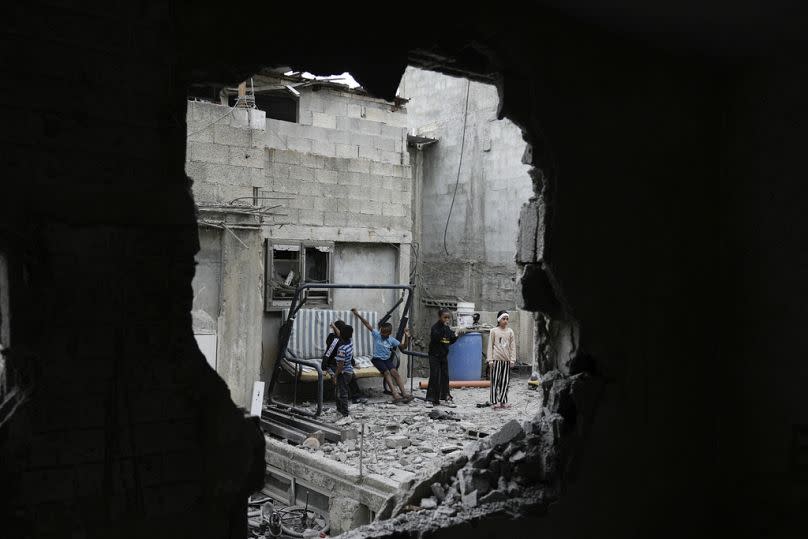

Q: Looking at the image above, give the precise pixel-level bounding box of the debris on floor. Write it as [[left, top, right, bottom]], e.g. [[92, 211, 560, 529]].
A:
[[282, 374, 541, 481]]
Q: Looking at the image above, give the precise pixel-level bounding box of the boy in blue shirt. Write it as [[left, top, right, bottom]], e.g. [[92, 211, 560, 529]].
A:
[[351, 308, 413, 404]]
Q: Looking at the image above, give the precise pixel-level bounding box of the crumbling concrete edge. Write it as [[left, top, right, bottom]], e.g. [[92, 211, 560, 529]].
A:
[[265, 436, 401, 511]]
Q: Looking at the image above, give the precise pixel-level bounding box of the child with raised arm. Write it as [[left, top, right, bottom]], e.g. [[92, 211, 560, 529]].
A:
[[487, 310, 516, 409], [351, 308, 413, 404]]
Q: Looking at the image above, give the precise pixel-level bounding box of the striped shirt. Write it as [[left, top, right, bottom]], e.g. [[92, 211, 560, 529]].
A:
[[335, 341, 354, 374]]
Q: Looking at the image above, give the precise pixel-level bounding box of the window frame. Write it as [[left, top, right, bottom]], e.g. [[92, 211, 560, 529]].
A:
[[265, 240, 334, 311]]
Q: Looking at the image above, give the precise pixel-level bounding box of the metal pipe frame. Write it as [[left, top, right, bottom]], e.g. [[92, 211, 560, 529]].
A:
[[266, 283, 415, 417]]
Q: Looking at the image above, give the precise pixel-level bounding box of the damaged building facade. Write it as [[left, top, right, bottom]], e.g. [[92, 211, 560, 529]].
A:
[[400, 67, 536, 363], [185, 72, 413, 408]]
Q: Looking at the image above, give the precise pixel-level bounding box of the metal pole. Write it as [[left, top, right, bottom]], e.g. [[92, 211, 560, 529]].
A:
[[359, 421, 365, 480]]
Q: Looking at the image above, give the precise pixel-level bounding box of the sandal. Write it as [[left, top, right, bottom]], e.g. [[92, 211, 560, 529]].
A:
[[401, 394, 414, 403]]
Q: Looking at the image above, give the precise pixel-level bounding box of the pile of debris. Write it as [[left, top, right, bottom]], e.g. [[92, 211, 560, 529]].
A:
[[334, 370, 603, 539], [290, 375, 543, 482]]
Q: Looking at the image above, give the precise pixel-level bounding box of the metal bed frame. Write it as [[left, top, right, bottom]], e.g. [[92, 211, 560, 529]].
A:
[[265, 283, 428, 417]]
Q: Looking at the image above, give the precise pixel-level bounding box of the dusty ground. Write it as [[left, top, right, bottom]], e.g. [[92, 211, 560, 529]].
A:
[[291, 372, 543, 483]]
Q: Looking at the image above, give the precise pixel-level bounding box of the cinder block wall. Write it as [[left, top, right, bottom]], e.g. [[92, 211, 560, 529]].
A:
[[185, 86, 415, 401]]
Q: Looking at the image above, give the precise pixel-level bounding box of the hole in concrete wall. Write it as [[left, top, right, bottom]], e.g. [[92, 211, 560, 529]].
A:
[[185, 61, 546, 537]]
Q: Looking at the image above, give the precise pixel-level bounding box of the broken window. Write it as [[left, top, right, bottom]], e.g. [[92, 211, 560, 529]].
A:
[[265, 242, 332, 309], [255, 92, 298, 123]]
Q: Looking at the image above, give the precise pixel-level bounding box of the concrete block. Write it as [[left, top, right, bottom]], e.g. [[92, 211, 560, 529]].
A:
[[264, 129, 286, 150], [268, 149, 301, 165], [186, 124, 214, 143], [364, 107, 389, 123], [325, 128, 350, 145], [345, 185, 368, 200], [379, 150, 401, 165], [359, 201, 382, 215], [358, 145, 380, 161], [385, 435, 411, 449], [381, 124, 405, 140], [336, 227, 371, 242], [248, 108, 266, 130], [337, 172, 362, 186], [228, 146, 263, 168], [323, 100, 348, 118], [315, 168, 338, 184], [351, 117, 382, 136], [266, 162, 290, 180], [289, 164, 315, 182], [312, 112, 337, 129], [206, 163, 254, 186], [347, 159, 371, 174], [311, 139, 336, 157], [298, 110, 313, 125], [274, 177, 301, 194], [269, 224, 313, 241], [323, 211, 348, 227], [375, 137, 395, 152], [314, 196, 338, 211], [368, 188, 393, 203], [231, 108, 249, 128], [336, 143, 358, 159], [337, 198, 362, 213], [333, 157, 350, 172], [187, 141, 229, 164], [299, 153, 325, 169], [349, 132, 375, 148], [298, 209, 324, 226], [347, 104, 364, 118], [266, 118, 297, 136], [382, 203, 406, 217], [288, 195, 316, 210], [335, 116, 351, 131], [286, 136, 312, 153]]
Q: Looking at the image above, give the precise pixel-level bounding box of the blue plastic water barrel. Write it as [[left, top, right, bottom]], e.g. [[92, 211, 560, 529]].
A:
[[447, 332, 483, 381]]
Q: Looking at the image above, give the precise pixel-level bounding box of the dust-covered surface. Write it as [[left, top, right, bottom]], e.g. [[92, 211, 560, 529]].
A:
[[284, 373, 542, 484]]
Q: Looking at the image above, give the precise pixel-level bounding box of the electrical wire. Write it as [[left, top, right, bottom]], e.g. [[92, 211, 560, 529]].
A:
[[443, 79, 471, 257]]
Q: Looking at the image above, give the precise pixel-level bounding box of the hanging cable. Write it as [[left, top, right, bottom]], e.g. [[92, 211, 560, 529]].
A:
[[443, 79, 471, 256]]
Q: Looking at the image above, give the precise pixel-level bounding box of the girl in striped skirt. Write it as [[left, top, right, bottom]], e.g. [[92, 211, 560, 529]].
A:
[[487, 310, 516, 409]]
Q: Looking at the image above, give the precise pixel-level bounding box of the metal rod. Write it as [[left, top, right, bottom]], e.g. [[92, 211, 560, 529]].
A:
[[359, 421, 365, 479], [229, 196, 295, 204]]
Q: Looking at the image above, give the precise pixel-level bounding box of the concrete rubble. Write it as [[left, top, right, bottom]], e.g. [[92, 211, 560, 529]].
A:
[[287, 375, 542, 481]]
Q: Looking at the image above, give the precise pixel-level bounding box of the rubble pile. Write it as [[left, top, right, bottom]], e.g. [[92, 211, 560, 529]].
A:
[[291, 375, 543, 482], [335, 370, 604, 538]]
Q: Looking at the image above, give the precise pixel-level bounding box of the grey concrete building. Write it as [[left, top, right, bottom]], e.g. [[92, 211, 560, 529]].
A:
[[185, 73, 413, 409], [399, 67, 536, 361]]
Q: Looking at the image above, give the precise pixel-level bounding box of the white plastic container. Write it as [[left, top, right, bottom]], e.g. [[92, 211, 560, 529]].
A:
[[455, 301, 476, 327]]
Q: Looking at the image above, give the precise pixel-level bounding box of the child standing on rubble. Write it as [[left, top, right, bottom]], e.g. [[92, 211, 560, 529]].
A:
[[427, 308, 467, 408], [333, 324, 355, 418], [487, 310, 516, 409]]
